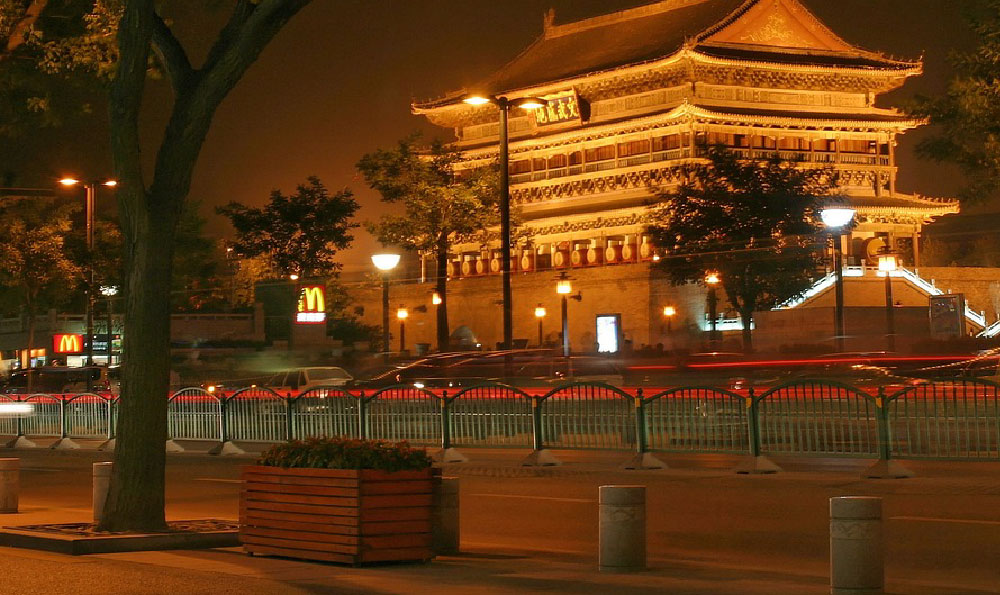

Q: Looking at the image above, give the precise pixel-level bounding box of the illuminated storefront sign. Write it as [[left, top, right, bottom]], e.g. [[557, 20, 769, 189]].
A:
[[534, 91, 581, 127], [296, 285, 326, 324], [53, 333, 84, 354]]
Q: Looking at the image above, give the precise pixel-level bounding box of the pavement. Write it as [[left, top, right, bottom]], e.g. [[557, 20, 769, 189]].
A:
[[1, 446, 999, 594]]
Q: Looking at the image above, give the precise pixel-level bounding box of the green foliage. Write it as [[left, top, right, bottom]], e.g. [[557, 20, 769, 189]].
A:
[[218, 176, 359, 279], [357, 135, 500, 253], [0, 196, 81, 316], [258, 437, 432, 472], [173, 199, 226, 311], [647, 146, 835, 349], [908, 0, 1000, 202]]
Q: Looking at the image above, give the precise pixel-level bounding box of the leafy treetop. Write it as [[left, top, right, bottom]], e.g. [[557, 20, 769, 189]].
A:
[[217, 176, 360, 279]]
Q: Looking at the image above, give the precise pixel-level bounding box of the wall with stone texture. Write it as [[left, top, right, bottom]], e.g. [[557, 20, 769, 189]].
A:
[[349, 263, 709, 353]]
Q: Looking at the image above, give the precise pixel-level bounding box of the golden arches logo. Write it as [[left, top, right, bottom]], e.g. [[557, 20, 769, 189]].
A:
[[53, 334, 83, 353], [298, 286, 325, 313]]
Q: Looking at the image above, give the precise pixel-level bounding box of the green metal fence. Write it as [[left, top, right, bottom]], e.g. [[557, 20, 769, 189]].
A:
[[755, 380, 879, 457], [168, 388, 222, 441], [448, 384, 533, 449], [539, 383, 634, 450], [887, 379, 1000, 460], [292, 387, 358, 440], [4, 378, 1000, 464], [364, 386, 441, 446], [644, 387, 750, 454]]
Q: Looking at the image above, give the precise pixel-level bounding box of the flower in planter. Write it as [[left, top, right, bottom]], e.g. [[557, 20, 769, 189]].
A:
[[257, 437, 432, 472]]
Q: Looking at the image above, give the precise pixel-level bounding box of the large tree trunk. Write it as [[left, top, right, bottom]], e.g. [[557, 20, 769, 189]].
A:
[[100, 203, 177, 531], [99, 0, 312, 532], [435, 239, 449, 351], [739, 308, 754, 354]]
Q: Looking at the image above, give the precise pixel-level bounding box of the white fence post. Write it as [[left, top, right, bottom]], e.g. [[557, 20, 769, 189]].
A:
[[0, 458, 19, 513], [599, 485, 645, 572], [830, 496, 883, 594]]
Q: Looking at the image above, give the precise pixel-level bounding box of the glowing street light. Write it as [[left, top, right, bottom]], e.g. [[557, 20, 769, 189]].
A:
[[705, 271, 721, 346], [372, 252, 401, 362], [663, 305, 677, 333], [822, 206, 856, 352], [534, 304, 546, 347], [462, 93, 544, 354], [59, 176, 117, 370], [396, 306, 408, 354], [431, 291, 442, 306], [555, 272, 580, 358]]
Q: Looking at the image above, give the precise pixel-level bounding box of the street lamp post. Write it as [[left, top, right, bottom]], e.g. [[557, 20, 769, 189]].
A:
[[556, 272, 574, 358], [463, 94, 544, 353], [60, 177, 116, 369], [821, 207, 856, 352], [396, 306, 408, 354], [878, 251, 899, 352], [100, 286, 118, 365], [663, 305, 676, 333], [372, 252, 401, 363], [705, 272, 720, 347], [534, 304, 546, 347]]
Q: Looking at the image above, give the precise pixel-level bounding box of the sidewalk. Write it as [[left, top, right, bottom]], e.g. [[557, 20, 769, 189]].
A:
[[1, 448, 999, 594]]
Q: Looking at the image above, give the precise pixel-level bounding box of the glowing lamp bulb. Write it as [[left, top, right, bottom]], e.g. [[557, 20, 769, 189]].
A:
[[535, 305, 547, 318], [396, 307, 408, 320], [878, 254, 898, 273], [663, 306, 676, 317], [432, 292, 442, 305], [103, 180, 118, 187], [821, 207, 856, 229], [59, 178, 80, 187], [372, 253, 401, 271], [705, 272, 720, 285], [463, 95, 492, 106]]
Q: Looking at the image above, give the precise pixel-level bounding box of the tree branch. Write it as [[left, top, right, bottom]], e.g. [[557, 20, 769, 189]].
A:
[[150, 12, 193, 95]]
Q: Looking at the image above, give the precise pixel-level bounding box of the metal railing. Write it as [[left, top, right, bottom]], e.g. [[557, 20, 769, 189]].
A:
[[1, 378, 999, 464]]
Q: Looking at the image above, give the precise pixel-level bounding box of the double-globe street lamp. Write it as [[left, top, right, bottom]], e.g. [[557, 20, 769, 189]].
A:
[[462, 94, 544, 353], [100, 285, 118, 365], [372, 252, 401, 363], [821, 207, 856, 352], [60, 177, 117, 369]]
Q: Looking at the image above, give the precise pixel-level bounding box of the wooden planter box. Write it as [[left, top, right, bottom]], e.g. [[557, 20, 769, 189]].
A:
[[240, 466, 435, 565]]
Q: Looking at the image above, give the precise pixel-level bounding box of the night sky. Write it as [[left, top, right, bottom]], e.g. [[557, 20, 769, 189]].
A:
[[18, 0, 979, 272]]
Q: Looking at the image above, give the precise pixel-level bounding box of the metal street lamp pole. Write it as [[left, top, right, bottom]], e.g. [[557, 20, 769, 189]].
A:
[[707, 287, 718, 346], [85, 182, 95, 368], [372, 253, 401, 363], [498, 97, 512, 353], [885, 267, 896, 352], [833, 232, 846, 352]]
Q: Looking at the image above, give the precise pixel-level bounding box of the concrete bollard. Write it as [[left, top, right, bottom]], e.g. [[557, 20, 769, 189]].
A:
[[0, 458, 19, 513], [92, 462, 113, 524], [599, 485, 645, 572], [432, 476, 460, 555], [830, 496, 883, 595]]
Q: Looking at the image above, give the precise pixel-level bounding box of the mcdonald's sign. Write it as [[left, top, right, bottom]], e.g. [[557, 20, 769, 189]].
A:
[[53, 333, 84, 354], [296, 285, 326, 324]]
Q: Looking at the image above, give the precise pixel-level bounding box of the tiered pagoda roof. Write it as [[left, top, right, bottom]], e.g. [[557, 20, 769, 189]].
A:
[[414, 0, 921, 111]]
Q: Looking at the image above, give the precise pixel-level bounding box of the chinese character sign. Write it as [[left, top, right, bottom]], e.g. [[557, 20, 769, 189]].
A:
[[296, 285, 326, 324], [534, 91, 581, 127]]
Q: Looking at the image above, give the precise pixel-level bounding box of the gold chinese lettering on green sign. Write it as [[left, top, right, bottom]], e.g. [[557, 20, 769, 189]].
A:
[[534, 91, 580, 127]]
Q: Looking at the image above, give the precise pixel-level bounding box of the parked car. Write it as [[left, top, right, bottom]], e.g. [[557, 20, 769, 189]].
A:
[[2, 366, 120, 395], [266, 367, 354, 394]]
